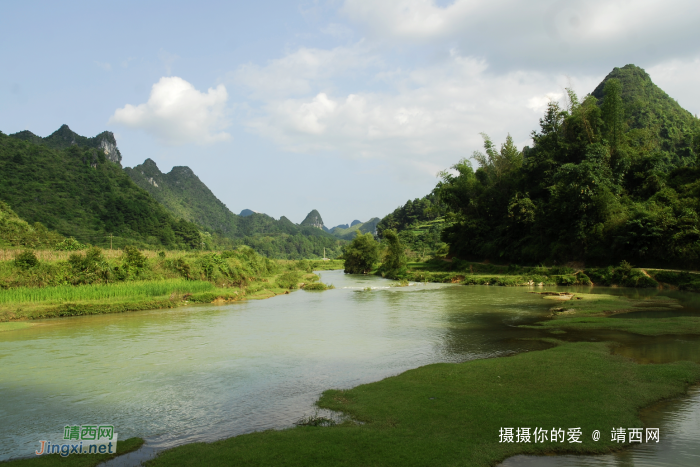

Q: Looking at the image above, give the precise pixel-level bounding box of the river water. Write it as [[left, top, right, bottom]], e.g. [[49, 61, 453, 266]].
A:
[[1, 271, 699, 466]]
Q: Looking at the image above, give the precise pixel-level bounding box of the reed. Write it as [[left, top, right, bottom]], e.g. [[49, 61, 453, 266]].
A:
[[0, 279, 214, 304]]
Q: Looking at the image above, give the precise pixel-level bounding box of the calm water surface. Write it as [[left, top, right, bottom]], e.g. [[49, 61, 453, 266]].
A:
[[1, 272, 699, 466]]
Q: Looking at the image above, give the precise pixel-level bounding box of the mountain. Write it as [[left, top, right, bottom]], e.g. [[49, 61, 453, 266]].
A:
[[125, 159, 240, 237], [11, 124, 122, 165], [330, 218, 381, 240], [2, 124, 345, 258], [124, 160, 343, 258], [300, 209, 324, 229], [351, 220, 362, 226], [1, 130, 201, 249], [434, 64, 700, 267], [591, 65, 699, 168]]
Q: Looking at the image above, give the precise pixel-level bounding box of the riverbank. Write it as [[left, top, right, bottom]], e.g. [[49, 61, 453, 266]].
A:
[[402, 258, 700, 291], [145, 342, 700, 466], [0, 249, 342, 323], [137, 286, 700, 466], [1, 437, 144, 466]]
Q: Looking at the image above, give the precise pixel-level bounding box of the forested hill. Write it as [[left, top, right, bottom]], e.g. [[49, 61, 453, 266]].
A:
[[11, 124, 122, 165], [0, 131, 201, 249], [127, 159, 322, 239], [126, 158, 240, 237], [436, 64, 700, 268]]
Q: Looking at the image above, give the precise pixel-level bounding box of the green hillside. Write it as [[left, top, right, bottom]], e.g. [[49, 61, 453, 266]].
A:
[[435, 64, 700, 267], [126, 159, 240, 236], [125, 161, 344, 258], [0, 200, 64, 248], [330, 217, 381, 240], [0, 130, 201, 250]]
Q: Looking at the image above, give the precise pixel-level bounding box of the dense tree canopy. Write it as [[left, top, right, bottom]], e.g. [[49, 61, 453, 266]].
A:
[[343, 233, 380, 274], [436, 65, 700, 268]]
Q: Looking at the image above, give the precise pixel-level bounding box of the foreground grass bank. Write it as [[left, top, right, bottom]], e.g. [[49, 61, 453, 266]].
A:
[[0, 248, 341, 322], [145, 340, 700, 466], [1, 438, 144, 467]]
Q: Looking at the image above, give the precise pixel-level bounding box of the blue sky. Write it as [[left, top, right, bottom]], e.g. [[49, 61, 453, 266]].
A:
[[2, 0, 699, 227]]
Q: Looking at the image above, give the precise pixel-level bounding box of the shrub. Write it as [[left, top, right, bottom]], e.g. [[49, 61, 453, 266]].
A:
[[302, 282, 333, 291], [277, 271, 302, 289], [14, 250, 39, 269], [55, 237, 86, 251]]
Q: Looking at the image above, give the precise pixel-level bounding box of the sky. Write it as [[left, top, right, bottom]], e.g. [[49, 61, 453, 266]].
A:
[[1, 0, 699, 228]]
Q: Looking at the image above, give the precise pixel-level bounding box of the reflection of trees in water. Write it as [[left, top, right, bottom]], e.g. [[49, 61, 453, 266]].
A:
[[441, 286, 555, 360]]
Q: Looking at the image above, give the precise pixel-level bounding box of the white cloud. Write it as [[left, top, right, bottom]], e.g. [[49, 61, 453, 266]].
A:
[[229, 1, 698, 183], [110, 77, 230, 145], [341, 0, 700, 71], [231, 43, 380, 98], [239, 49, 600, 177]]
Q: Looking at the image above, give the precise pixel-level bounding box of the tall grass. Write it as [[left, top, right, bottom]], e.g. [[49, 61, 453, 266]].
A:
[[0, 279, 214, 304]]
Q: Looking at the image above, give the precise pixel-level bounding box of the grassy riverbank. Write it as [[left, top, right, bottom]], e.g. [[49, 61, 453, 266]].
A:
[[401, 258, 700, 290], [145, 340, 700, 466], [0, 437, 144, 466], [0, 248, 341, 323], [521, 291, 700, 336]]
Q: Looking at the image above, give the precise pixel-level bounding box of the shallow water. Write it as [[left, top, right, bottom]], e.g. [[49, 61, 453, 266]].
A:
[[500, 386, 700, 467], [0, 272, 553, 462], [1, 273, 699, 466]]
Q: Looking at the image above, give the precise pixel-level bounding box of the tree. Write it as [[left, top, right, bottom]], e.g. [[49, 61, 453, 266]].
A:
[[379, 229, 407, 278], [601, 78, 625, 152], [343, 232, 379, 274]]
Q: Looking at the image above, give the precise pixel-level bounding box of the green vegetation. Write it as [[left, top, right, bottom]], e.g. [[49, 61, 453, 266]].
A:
[[0, 246, 338, 322], [380, 65, 700, 268], [342, 233, 379, 274], [376, 193, 448, 256], [0, 279, 213, 305], [1, 437, 144, 467], [329, 217, 381, 240], [377, 229, 407, 278], [0, 201, 65, 249], [0, 131, 201, 250], [125, 160, 345, 259], [145, 341, 700, 467]]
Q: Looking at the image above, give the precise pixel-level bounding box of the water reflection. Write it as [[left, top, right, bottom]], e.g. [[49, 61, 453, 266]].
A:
[[500, 386, 700, 467]]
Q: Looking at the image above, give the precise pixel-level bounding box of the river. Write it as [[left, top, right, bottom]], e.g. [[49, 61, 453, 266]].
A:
[[1, 271, 698, 465]]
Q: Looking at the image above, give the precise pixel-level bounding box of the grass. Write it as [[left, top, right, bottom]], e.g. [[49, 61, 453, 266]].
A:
[[1, 438, 144, 467], [0, 280, 214, 305], [517, 292, 700, 336], [144, 342, 700, 467], [533, 316, 700, 336]]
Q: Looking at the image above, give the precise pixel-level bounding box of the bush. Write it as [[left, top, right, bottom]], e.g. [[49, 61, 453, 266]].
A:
[[302, 282, 333, 291], [277, 271, 302, 289], [14, 250, 39, 269], [55, 237, 86, 251]]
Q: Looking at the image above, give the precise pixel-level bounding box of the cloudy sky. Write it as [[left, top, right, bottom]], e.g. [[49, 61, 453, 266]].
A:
[[2, 0, 699, 227]]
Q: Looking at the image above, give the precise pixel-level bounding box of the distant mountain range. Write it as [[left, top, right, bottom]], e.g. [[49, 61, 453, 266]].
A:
[[1, 123, 380, 257]]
